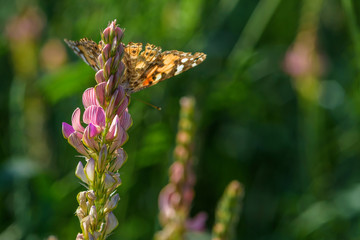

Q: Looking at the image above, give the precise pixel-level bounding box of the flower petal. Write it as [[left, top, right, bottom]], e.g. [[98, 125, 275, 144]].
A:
[[75, 161, 89, 184], [82, 125, 100, 151], [82, 88, 98, 109], [62, 122, 75, 139], [83, 105, 106, 128], [88, 123, 101, 138], [71, 108, 85, 133], [106, 115, 120, 140], [186, 212, 208, 231], [85, 158, 95, 183]]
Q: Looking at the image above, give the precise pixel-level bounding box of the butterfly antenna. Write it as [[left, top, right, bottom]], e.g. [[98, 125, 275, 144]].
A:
[[134, 98, 162, 111]]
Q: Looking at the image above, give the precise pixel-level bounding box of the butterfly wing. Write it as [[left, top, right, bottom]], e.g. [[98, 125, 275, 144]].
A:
[[127, 49, 206, 93], [122, 42, 162, 91], [64, 38, 101, 71], [65, 39, 207, 93]]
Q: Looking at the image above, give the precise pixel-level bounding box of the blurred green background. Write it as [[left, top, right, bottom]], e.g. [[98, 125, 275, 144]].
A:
[[1, 0, 360, 239]]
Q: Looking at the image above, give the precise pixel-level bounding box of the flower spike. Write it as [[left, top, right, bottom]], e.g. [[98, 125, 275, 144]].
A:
[[63, 20, 131, 239]]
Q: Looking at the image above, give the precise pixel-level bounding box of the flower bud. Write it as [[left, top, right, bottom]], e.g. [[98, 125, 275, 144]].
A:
[[77, 191, 87, 212], [169, 162, 184, 184], [86, 189, 95, 199], [106, 89, 118, 118], [89, 205, 97, 226], [115, 27, 124, 42], [176, 131, 191, 145], [95, 69, 105, 84], [110, 148, 127, 172], [108, 127, 127, 153], [93, 232, 101, 240], [183, 185, 194, 207], [102, 44, 111, 60], [103, 58, 112, 79], [116, 95, 129, 117], [97, 54, 104, 68], [110, 38, 118, 55], [105, 212, 119, 235], [98, 144, 108, 172], [107, 173, 122, 194], [111, 51, 121, 71], [114, 63, 125, 87], [105, 76, 115, 100], [75, 161, 89, 184], [85, 158, 95, 183], [108, 87, 126, 118], [117, 43, 124, 56], [88, 233, 95, 240], [76, 233, 84, 240], [115, 86, 126, 106], [95, 82, 106, 107], [77, 191, 87, 203], [104, 193, 120, 213], [102, 27, 111, 43], [104, 173, 116, 189], [174, 145, 188, 161], [109, 21, 116, 42], [68, 133, 89, 157], [120, 109, 132, 130], [76, 207, 86, 221], [81, 216, 90, 239]]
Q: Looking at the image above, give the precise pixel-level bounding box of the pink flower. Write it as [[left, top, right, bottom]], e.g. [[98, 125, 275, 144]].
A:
[[186, 212, 208, 231], [63, 20, 130, 239]]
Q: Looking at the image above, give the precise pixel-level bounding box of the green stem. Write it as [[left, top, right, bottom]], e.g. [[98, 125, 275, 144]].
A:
[[227, 0, 282, 69], [341, 0, 360, 90]]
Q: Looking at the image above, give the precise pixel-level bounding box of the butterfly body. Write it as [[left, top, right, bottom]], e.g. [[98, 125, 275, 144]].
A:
[[64, 38, 206, 93]]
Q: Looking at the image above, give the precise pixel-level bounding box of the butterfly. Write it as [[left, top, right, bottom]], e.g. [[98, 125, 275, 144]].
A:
[[64, 38, 206, 93]]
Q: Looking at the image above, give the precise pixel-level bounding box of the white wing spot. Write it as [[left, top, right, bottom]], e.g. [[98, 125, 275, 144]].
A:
[[155, 73, 162, 81], [191, 63, 197, 67], [181, 58, 188, 63], [175, 64, 184, 75], [79, 54, 90, 65]]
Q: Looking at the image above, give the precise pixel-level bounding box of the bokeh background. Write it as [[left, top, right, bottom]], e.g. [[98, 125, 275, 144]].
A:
[[1, 0, 360, 239]]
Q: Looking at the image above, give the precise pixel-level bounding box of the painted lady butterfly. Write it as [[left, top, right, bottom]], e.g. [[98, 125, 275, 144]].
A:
[[64, 38, 206, 93]]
